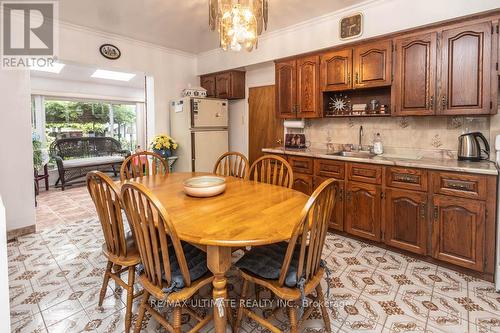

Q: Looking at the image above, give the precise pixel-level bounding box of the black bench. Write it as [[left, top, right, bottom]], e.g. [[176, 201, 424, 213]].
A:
[[50, 137, 131, 190]]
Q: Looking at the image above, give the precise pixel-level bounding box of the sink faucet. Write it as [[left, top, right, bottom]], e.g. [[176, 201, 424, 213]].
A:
[[358, 126, 363, 150]]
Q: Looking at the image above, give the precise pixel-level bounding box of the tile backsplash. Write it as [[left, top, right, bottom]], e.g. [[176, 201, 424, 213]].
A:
[[303, 116, 491, 159]]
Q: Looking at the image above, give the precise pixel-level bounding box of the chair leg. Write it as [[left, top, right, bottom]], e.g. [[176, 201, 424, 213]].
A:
[[316, 284, 331, 333], [99, 261, 113, 307], [125, 266, 135, 333], [134, 291, 150, 333], [113, 264, 122, 292], [288, 304, 298, 333], [172, 306, 182, 333], [234, 279, 249, 333]]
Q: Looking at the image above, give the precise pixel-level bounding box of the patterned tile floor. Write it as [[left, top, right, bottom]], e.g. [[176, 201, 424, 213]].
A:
[[8, 186, 500, 332]]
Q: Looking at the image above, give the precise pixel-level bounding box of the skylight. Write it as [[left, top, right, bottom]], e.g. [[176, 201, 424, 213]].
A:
[[91, 69, 136, 82], [29, 62, 65, 74]]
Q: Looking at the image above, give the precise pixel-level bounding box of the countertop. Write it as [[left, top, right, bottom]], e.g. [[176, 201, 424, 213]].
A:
[[262, 147, 499, 176]]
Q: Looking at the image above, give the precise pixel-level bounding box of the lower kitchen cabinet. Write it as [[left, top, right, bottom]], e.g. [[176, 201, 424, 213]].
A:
[[292, 172, 314, 195], [315, 177, 344, 231], [345, 181, 381, 241], [385, 189, 427, 254], [432, 195, 485, 272]]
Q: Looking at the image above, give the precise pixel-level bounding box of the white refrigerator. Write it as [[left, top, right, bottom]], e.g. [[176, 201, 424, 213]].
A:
[[170, 97, 229, 173]]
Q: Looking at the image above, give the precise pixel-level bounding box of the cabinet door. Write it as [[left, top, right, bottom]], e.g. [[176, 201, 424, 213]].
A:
[[353, 40, 392, 88], [393, 33, 437, 116], [297, 56, 321, 118], [432, 195, 485, 271], [292, 173, 313, 195], [215, 72, 231, 98], [320, 49, 353, 91], [439, 22, 492, 115], [275, 60, 297, 118], [200, 75, 216, 97], [345, 182, 381, 241], [315, 177, 344, 231], [385, 189, 428, 254]]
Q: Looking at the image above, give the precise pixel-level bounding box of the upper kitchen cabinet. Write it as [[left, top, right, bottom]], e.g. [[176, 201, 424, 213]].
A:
[[276, 56, 321, 118], [320, 48, 353, 91], [353, 40, 392, 89], [438, 22, 492, 115], [392, 33, 437, 116], [199, 70, 245, 100]]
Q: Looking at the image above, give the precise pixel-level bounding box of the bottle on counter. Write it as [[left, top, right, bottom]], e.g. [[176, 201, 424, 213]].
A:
[[373, 133, 383, 155]]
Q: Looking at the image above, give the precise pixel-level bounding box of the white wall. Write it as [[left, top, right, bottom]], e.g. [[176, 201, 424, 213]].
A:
[[228, 62, 275, 156], [30, 76, 145, 102], [0, 71, 36, 233], [198, 0, 500, 74], [0, 197, 11, 332]]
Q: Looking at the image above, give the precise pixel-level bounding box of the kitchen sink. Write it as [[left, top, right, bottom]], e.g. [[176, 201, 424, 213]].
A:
[[329, 150, 376, 158]]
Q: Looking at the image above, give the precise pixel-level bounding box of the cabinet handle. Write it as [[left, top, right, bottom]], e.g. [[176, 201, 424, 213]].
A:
[[296, 105, 301, 113], [429, 96, 434, 110], [355, 72, 359, 84], [347, 72, 351, 86], [433, 206, 438, 220], [420, 203, 426, 219], [441, 95, 447, 109], [346, 190, 352, 201], [338, 188, 343, 201]]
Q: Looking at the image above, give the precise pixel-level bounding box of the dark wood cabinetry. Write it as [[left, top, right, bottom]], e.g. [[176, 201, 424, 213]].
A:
[[315, 176, 344, 231], [292, 173, 314, 195], [385, 189, 427, 254], [393, 33, 437, 116], [200, 70, 245, 100], [432, 195, 485, 271], [320, 49, 353, 91], [353, 40, 392, 89], [345, 181, 381, 241], [276, 56, 321, 118]]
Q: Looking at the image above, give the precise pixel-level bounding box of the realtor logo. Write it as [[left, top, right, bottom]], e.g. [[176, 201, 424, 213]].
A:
[[1, 1, 58, 69]]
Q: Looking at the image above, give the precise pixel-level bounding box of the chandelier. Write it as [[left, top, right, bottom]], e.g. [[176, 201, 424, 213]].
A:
[[209, 0, 269, 51]]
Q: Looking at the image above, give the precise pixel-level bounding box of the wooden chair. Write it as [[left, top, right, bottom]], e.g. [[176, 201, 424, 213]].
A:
[[234, 178, 337, 333], [213, 152, 250, 179], [86, 171, 141, 333], [120, 151, 169, 181], [248, 154, 294, 188], [120, 181, 214, 333]]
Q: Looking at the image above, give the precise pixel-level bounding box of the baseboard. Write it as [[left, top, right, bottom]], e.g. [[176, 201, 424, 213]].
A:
[[7, 224, 36, 241]]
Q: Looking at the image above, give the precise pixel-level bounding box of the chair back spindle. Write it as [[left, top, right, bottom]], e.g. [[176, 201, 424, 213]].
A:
[[248, 154, 294, 188], [213, 152, 249, 179], [120, 151, 169, 181]]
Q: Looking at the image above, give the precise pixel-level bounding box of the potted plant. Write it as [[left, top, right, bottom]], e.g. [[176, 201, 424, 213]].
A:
[[151, 134, 178, 158]]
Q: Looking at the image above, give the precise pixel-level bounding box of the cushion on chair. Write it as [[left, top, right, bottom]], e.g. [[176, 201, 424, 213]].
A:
[[167, 241, 208, 291], [235, 242, 301, 288], [62, 155, 124, 168]]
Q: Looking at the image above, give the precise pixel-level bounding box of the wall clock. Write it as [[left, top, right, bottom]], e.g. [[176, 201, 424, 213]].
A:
[[99, 44, 121, 60], [340, 13, 363, 40]]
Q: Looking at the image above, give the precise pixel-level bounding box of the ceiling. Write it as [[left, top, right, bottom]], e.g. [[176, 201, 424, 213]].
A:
[[58, 0, 367, 54], [30, 62, 145, 89]]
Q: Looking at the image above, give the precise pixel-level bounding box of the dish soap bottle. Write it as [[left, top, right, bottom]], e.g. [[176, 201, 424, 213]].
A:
[[373, 133, 383, 155]]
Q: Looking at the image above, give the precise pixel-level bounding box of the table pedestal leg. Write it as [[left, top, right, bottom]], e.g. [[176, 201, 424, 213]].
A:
[[207, 246, 232, 333]]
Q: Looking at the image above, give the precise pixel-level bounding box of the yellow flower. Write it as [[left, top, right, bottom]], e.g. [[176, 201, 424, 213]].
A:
[[172, 143, 178, 150]]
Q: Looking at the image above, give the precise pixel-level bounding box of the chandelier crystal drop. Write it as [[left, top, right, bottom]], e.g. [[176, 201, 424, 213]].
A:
[[209, 0, 269, 52]]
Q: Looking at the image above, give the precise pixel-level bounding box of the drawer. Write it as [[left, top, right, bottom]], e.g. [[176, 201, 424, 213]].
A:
[[386, 167, 428, 191], [288, 156, 314, 175], [431, 172, 487, 200], [347, 163, 382, 184], [314, 159, 345, 179]]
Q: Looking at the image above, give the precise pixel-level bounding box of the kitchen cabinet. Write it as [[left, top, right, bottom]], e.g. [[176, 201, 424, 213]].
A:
[[393, 33, 437, 116], [432, 195, 485, 271], [345, 181, 381, 241], [275, 56, 321, 118], [199, 70, 245, 100], [353, 40, 392, 89], [315, 176, 344, 231], [292, 173, 314, 195], [275, 60, 297, 118], [320, 49, 353, 91], [438, 22, 492, 115], [385, 189, 428, 254]]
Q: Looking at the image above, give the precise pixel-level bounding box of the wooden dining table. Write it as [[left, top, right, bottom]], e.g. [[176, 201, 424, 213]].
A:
[[119, 172, 309, 333]]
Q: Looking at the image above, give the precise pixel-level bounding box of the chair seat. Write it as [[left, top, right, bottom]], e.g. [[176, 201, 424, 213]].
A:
[[63, 155, 124, 168], [102, 231, 141, 266], [235, 242, 301, 287]]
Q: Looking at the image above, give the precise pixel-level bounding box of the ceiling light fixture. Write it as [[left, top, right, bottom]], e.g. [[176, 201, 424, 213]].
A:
[[29, 62, 65, 74], [209, 0, 269, 52], [91, 69, 136, 82]]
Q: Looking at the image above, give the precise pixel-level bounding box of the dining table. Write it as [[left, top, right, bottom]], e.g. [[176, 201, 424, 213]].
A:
[[119, 172, 309, 333]]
